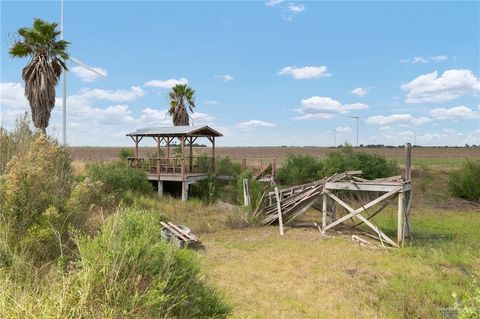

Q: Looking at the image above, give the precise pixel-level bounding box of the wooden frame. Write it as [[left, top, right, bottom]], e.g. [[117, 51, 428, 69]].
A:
[[260, 144, 413, 248]]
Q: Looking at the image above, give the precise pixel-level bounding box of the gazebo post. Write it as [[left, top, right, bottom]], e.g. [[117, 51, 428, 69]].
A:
[[189, 137, 193, 173], [212, 136, 216, 173]]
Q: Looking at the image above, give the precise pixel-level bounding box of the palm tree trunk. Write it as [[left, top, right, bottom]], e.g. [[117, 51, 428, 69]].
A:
[[40, 127, 47, 136]]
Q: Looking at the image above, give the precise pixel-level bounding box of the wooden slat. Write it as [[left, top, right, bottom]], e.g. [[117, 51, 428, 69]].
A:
[[167, 222, 198, 241], [160, 222, 190, 242]]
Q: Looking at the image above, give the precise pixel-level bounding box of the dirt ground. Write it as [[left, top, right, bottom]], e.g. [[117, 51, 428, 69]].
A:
[[68, 146, 480, 162]]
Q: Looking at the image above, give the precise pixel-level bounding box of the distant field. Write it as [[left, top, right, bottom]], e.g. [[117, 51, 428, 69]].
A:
[[69, 146, 480, 164]]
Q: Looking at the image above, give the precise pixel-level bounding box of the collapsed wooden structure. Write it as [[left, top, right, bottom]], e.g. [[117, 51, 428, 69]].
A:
[[126, 126, 222, 201], [257, 144, 413, 247]]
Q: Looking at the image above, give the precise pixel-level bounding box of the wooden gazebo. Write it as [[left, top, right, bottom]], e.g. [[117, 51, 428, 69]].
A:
[[126, 126, 222, 201]]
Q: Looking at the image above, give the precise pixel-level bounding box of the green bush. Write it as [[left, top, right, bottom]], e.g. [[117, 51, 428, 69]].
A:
[[0, 135, 74, 260], [448, 159, 480, 202], [0, 208, 231, 318], [323, 146, 398, 180], [216, 157, 242, 177], [235, 171, 264, 209], [118, 147, 133, 160], [277, 154, 324, 185], [83, 161, 153, 197], [0, 112, 35, 174]]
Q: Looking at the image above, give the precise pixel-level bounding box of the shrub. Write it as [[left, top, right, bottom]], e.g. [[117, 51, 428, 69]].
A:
[[0, 112, 35, 174], [83, 161, 153, 197], [118, 148, 133, 160], [323, 146, 398, 180], [448, 159, 480, 202], [235, 171, 264, 209], [0, 209, 231, 318], [277, 154, 324, 185], [0, 135, 73, 237], [216, 156, 242, 177]]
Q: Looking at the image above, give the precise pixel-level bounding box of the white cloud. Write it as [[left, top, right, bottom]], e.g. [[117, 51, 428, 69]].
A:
[[431, 55, 448, 62], [0, 82, 28, 109], [401, 69, 480, 103], [336, 126, 352, 133], [204, 100, 219, 105], [295, 96, 368, 120], [400, 55, 448, 64], [430, 105, 479, 120], [412, 56, 428, 64], [76, 86, 144, 102], [237, 120, 275, 130], [278, 65, 331, 79], [366, 114, 431, 126], [288, 3, 305, 12], [71, 65, 108, 82], [215, 74, 234, 82], [265, 0, 284, 6], [144, 78, 188, 89], [351, 87, 369, 97]]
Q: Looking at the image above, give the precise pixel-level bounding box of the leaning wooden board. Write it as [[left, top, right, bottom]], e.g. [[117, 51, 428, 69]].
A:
[[160, 222, 191, 242]]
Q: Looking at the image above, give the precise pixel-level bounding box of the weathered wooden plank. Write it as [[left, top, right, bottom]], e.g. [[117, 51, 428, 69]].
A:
[[323, 186, 402, 231], [324, 182, 403, 192], [167, 222, 198, 241], [160, 222, 190, 242], [275, 187, 284, 235]]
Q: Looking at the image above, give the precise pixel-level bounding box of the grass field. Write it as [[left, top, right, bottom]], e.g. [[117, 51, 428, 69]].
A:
[[68, 146, 480, 163], [197, 208, 479, 318]]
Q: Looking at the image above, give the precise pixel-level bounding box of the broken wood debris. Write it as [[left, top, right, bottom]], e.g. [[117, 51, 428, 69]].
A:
[[160, 222, 198, 247]]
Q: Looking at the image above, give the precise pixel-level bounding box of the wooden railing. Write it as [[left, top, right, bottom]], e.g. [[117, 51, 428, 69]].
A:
[[128, 156, 214, 176], [241, 158, 276, 180]]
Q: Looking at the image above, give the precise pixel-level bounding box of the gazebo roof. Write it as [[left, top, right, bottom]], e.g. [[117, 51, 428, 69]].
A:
[[126, 125, 222, 137]]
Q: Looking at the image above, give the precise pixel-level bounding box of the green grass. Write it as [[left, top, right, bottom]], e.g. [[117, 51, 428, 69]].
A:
[[198, 207, 480, 318], [411, 157, 466, 167]]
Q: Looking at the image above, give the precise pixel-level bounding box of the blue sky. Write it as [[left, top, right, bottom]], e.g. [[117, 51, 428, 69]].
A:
[[1, 1, 479, 146]]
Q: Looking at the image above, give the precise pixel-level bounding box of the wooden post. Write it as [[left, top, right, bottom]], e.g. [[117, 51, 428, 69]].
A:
[[189, 137, 193, 173], [212, 137, 216, 173], [272, 158, 276, 178], [181, 182, 189, 202], [322, 192, 327, 232], [180, 136, 185, 178], [398, 191, 404, 245], [242, 158, 247, 171], [134, 136, 139, 158], [404, 143, 412, 181], [243, 179, 251, 207], [275, 187, 284, 236], [158, 181, 164, 198], [155, 137, 160, 177]]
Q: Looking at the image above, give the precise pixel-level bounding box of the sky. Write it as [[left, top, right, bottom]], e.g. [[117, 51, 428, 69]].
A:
[[1, 0, 479, 147]]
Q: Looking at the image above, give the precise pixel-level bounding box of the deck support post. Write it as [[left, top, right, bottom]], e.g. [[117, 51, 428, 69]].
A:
[[189, 137, 193, 173], [158, 181, 164, 198], [322, 192, 327, 232], [212, 136, 216, 173], [397, 191, 404, 245], [181, 182, 189, 202]]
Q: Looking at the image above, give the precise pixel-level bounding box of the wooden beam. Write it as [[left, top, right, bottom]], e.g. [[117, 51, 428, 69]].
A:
[[212, 136, 216, 173], [404, 142, 412, 181], [398, 191, 404, 245], [324, 190, 399, 247], [274, 187, 284, 236], [322, 192, 327, 230], [323, 186, 402, 231], [325, 181, 404, 192]]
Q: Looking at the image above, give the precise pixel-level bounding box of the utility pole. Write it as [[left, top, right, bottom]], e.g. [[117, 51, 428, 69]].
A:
[[61, 0, 67, 145], [348, 116, 359, 146]]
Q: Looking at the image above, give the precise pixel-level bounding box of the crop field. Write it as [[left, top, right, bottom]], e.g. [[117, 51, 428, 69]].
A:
[[69, 146, 480, 164]]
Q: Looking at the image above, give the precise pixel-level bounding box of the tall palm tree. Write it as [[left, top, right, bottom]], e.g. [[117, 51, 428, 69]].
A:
[[9, 18, 69, 135], [168, 84, 196, 126]]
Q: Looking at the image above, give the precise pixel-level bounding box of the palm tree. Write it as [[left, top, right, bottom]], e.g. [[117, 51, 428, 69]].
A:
[[9, 18, 69, 135], [168, 84, 196, 126]]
